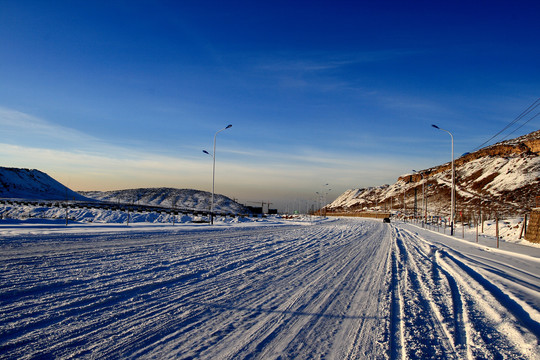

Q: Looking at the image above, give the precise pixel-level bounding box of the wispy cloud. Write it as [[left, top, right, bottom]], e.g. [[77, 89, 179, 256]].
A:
[[0, 106, 194, 160], [0, 107, 106, 150], [254, 50, 421, 74], [0, 142, 209, 189], [0, 107, 210, 189], [240, 49, 425, 96]]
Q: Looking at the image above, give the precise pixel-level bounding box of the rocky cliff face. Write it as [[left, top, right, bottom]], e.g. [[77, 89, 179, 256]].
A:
[[329, 130, 540, 217], [398, 130, 540, 183]]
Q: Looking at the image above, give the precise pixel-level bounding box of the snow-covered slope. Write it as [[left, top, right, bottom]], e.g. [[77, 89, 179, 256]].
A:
[[80, 188, 250, 214], [329, 130, 540, 216], [0, 167, 89, 201], [0, 167, 249, 214]]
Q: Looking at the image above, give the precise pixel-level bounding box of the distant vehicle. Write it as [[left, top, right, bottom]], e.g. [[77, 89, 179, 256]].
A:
[[383, 217, 391, 223]]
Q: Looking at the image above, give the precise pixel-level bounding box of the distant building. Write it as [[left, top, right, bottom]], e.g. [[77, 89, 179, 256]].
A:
[[246, 206, 263, 215]]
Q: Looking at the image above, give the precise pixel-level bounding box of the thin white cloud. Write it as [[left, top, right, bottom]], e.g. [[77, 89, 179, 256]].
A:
[[0, 107, 99, 145], [0, 142, 209, 189], [0, 106, 196, 161], [254, 50, 421, 74]]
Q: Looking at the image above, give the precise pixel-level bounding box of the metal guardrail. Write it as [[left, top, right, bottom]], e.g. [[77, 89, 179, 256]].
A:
[[0, 198, 254, 218], [326, 212, 391, 219]]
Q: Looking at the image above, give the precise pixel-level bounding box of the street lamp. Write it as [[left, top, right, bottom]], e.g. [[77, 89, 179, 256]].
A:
[[203, 124, 232, 225], [320, 184, 331, 217], [315, 192, 322, 216], [413, 169, 427, 225], [432, 124, 455, 235]]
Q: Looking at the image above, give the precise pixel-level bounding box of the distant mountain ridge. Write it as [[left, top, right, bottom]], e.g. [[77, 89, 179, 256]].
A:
[[328, 129, 540, 217]]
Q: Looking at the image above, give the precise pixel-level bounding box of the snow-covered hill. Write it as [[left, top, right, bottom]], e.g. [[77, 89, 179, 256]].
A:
[[80, 188, 250, 214], [328, 130, 540, 217], [0, 167, 250, 215], [0, 167, 89, 201]]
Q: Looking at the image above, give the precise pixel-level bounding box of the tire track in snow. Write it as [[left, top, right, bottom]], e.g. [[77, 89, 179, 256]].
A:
[[335, 222, 394, 360], [1, 226, 315, 358], [388, 242, 403, 360], [109, 225, 344, 359], [398, 226, 540, 359], [392, 228, 463, 359], [112, 226, 331, 359], [436, 249, 540, 359], [429, 249, 471, 359], [138, 220, 391, 359], [212, 223, 381, 359], [399, 230, 471, 359], [265, 223, 392, 359]]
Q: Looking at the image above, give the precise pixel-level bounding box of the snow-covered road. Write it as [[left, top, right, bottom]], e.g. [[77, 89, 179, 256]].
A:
[[1, 218, 539, 359]]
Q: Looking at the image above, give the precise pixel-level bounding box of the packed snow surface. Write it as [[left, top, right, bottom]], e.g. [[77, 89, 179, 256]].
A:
[[1, 217, 539, 359]]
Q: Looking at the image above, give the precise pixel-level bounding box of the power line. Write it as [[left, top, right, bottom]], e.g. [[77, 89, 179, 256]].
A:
[[472, 97, 540, 151], [500, 111, 539, 141]]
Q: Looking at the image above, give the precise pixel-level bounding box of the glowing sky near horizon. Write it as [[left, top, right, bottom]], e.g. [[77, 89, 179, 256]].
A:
[[0, 1, 538, 210]]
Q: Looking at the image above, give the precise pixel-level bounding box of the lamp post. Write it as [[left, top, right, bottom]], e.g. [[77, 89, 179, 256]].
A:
[[432, 124, 455, 235], [320, 184, 330, 217], [413, 169, 426, 225], [203, 124, 232, 225]]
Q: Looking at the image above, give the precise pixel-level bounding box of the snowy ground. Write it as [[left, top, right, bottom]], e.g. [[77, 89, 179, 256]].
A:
[[1, 217, 539, 359]]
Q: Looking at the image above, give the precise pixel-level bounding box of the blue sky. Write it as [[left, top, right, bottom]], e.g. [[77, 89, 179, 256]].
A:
[[0, 1, 539, 210]]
